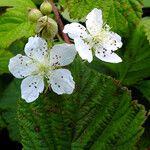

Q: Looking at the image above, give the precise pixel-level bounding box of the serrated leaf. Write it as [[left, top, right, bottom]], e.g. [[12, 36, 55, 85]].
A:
[[0, 50, 13, 74], [17, 59, 146, 150], [0, 0, 36, 48], [59, 0, 143, 37], [90, 20, 150, 86]]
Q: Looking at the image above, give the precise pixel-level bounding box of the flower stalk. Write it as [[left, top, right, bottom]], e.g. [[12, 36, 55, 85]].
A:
[[48, 0, 71, 43]]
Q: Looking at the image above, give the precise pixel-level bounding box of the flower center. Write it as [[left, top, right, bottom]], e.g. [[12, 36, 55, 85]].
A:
[[36, 62, 51, 76], [93, 24, 110, 44]]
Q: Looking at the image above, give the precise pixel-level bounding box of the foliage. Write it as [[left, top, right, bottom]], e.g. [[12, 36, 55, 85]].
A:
[[0, 0, 36, 49], [118, 22, 150, 85], [0, 79, 21, 141], [59, 0, 143, 38], [141, 17, 150, 44], [18, 59, 146, 150], [136, 80, 150, 102], [0, 50, 13, 74], [0, 0, 149, 149], [144, 0, 150, 7], [32, 0, 43, 5], [89, 19, 150, 86]]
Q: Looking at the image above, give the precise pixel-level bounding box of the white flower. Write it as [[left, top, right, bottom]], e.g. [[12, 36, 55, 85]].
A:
[[8, 36, 77, 103], [63, 8, 123, 63]]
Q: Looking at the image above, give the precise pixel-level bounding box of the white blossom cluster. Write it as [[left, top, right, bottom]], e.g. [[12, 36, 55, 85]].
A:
[[9, 8, 123, 103]]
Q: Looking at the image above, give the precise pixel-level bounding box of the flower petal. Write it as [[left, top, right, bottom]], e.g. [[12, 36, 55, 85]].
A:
[[95, 45, 122, 63], [63, 22, 88, 39], [50, 43, 77, 67], [103, 32, 123, 51], [21, 75, 44, 103], [49, 69, 75, 95], [8, 54, 37, 78], [24, 36, 48, 62], [74, 38, 93, 63], [86, 8, 103, 36]]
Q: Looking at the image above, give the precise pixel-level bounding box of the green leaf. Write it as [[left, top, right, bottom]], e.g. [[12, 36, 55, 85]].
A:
[[0, 6, 10, 16], [137, 128, 150, 150], [59, 0, 143, 37], [136, 80, 150, 102], [0, 50, 13, 74], [17, 59, 146, 150], [141, 17, 150, 44], [0, 79, 21, 141], [32, 0, 43, 5], [143, 0, 150, 7], [8, 38, 28, 55], [0, 0, 36, 49], [90, 20, 150, 86], [0, 115, 6, 129], [118, 22, 150, 85]]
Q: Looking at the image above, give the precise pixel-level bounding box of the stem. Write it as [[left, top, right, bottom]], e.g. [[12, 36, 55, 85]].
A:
[[48, 0, 71, 44]]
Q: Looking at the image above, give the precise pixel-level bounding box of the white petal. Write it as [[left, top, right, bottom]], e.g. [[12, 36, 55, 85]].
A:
[[95, 45, 122, 63], [103, 32, 123, 51], [74, 38, 93, 63], [8, 54, 37, 79], [86, 8, 103, 36], [63, 23, 88, 39], [21, 75, 44, 103], [49, 69, 75, 95], [50, 43, 77, 67], [24, 36, 48, 62]]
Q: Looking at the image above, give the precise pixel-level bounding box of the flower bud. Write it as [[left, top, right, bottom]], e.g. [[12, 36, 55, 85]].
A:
[[28, 8, 43, 22], [40, 0, 52, 15], [36, 16, 58, 40]]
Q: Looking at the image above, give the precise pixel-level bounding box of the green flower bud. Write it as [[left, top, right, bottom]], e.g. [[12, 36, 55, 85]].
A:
[[36, 16, 58, 40], [40, 0, 52, 15], [28, 8, 43, 22]]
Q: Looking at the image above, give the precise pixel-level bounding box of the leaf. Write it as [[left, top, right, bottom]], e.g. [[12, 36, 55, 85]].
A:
[[0, 116, 6, 129], [0, 50, 13, 74], [137, 128, 150, 150], [0, 6, 12, 16], [17, 59, 146, 150], [118, 21, 150, 85], [141, 17, 150, 44], [8, 38, 28, 55], [0, 0, 36, 49], [89, 19, 150, 86], [143, 0, 150, 7], [136, 80, 150, 102], [0, 79, 21, 141], [32, 0, 43, 5], [59, 0, 143, 37]]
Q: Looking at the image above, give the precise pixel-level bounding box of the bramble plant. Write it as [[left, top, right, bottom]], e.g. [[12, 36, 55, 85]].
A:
[[0, 0, 150, 150]]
